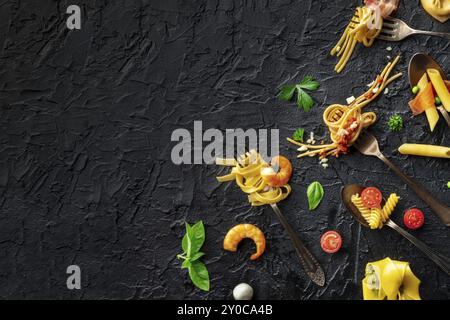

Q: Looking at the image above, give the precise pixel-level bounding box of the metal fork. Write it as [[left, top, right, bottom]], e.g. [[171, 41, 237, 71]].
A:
[[230, 149, 326, 286], [384, 219, 450, 276], [354, 132, 450, 226], [378, 17, 450, 41], [270, 204, 325, 286]]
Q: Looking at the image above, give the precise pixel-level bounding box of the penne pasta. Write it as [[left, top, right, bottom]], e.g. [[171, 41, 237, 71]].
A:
[[425, 107, 440, 132], [417, 73, 428, 90], [398, 143, 450, 159], [427, 68, 450, 112]]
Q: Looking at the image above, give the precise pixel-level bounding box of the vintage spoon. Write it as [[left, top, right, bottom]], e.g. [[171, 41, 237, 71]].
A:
[[341, 184, 450, 276], [408, 53, 450, 127]]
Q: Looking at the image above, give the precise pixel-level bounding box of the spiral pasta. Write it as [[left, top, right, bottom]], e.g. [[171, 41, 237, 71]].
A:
[[331, 6, 382, 73], [216, 150, 291, 206], [368, 208, 385, 229], [352, 192, 400, 229], [351, 194, 372, 221], [383, 193, 400, 217], [288, 56, 402, 159]]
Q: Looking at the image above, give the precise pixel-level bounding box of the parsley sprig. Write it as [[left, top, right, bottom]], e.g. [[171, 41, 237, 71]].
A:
[[278, 76, 320, 111], [292, 128, 305, 142]]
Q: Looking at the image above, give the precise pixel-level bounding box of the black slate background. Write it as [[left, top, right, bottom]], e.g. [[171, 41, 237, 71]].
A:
[[0, 0, 449, 299]]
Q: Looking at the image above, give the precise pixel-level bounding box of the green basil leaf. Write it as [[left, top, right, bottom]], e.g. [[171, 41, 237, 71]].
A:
[[188, 260, 210, 291], [190, 252, 205, 262], [307, 181, 324, 210], [181, 223, 191, 253], [278, 85, 296, 101], [189, 221, 205, 255], [184, 223, 193, 256], [181, 259, 191, 269]]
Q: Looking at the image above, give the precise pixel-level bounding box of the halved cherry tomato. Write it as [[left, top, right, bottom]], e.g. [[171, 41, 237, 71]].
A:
[[320, 231, 342, 254], [403, 208, 425, 230], [361, 187, 383, 208]]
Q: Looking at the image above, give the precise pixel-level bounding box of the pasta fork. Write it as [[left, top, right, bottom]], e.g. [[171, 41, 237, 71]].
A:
[[378, 17, 450, 41], [270, 204, 325, 286], [353, 132, 450, 226]]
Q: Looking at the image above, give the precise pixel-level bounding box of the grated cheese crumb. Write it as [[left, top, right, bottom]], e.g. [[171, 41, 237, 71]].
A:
[[346, 96, 356, 104], [349, 121, 358, 130]]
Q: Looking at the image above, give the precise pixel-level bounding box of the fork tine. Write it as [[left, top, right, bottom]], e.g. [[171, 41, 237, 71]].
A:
[[383, 16, 398, 22], [376, 34, 395, 41], [380, 28, 396, 35], [353, 138, 362, 148], [355, 131, 367, 142], [382, 19, 396, 27]]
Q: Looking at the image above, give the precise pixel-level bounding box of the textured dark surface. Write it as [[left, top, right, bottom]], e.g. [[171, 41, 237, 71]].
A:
[[0, 0, 449, 300]]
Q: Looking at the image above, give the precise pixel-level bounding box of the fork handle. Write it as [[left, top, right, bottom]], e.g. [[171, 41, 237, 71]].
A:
[[270, 204, 325, 286], [386, 220, 450, 276], [412, 30, 450, 40], [377, 153, 450, 226]]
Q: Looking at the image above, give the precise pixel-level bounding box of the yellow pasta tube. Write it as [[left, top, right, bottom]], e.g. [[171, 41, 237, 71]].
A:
[[427, 68, 450, 112], [417, 73, 428, 90], [398, 143, 450, 159], [425, 108, 440, 132], [417, 73, 439, 132]]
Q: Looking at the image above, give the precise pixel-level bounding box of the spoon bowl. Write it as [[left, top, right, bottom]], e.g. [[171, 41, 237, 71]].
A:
[[408, 53, 446, 87], [408, 53, 450, 127], [341, 184, 369, 228]]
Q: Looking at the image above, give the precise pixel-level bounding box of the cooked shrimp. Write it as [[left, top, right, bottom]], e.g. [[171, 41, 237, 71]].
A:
[[223, 224, 266, 260], [260, 155, 293, 187]]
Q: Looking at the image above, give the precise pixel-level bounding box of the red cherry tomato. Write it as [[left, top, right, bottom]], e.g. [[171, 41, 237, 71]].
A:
[[320, 231, 342, 254], [361, 187, 383, 208], [403, 208, 425, 230]]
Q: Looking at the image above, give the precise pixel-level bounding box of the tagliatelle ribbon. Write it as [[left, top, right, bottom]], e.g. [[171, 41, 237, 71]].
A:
[[216, 150, 291, 206]]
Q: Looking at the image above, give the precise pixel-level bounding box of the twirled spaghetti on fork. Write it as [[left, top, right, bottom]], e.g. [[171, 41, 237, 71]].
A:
[[288, 56, 402, 159], [331, 0, 399, 73]]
